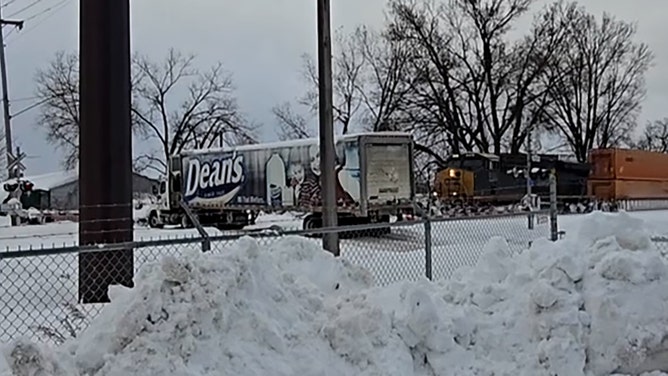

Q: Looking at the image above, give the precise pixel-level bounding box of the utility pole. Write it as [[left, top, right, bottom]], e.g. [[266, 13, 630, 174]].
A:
[[0, 7, 23, 179], [78, 0, 134, 303], [526, 125, 534, 230], [316, 0, 339, 255]]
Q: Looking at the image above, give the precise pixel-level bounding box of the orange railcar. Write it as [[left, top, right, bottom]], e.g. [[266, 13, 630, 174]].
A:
[[588, 179, 668, 201], [589, 148, 668, 181]]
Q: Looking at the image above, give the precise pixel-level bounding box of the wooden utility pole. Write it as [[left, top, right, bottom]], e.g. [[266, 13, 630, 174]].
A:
[[316, 0, 339, 255], [78, 0, 134, 303], [0, 7, 23, 179]]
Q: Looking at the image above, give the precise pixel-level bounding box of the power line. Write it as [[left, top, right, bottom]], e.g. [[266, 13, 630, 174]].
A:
[[6, 0, 70, 43], [1, 0, 18, 8], [22, 0, 67, 22], [7, 0, 44, 18], [11, 97, 48, 118], [9, 95, 39, 103]]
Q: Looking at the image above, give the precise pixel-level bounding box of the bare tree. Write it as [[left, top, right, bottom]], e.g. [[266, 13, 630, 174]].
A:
[[388, 0, 572, 156], [502, 0, 576, 153], [634, 118, 668, 153], [353, 25, 412, 132], [272, 102, 312, 141], [35, 49, 256, 174], [273, 24, 414, 141], [386, 0, 474, 155], [539, 2, 653, 162], [454, 0, 536, 154], [272, 27, 369, 139], [132, 49, 256, 174], [301, 29, 367, 134], [34, 51, 81, 169]]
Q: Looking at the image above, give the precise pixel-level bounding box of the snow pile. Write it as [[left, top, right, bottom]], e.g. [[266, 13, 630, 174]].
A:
[[2, 211, 668, 375]]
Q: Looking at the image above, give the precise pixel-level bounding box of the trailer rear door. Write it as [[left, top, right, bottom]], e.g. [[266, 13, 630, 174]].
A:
[[365, 142, 412, 204]]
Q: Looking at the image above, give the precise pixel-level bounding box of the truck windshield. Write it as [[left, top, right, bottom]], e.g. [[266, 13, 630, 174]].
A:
[[172, 173, 182, 193]]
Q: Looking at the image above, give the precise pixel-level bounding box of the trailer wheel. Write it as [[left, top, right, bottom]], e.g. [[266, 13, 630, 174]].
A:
[[148, 211, 163, 229], [302, 215, 322, 237]]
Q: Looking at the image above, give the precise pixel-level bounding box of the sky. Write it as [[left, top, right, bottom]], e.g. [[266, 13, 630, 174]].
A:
[[1, 0, 666, 177]]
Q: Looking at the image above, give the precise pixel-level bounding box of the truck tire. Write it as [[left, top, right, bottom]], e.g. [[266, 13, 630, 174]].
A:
[[148, 211, 163, 229], [181, 214, 193, 229]]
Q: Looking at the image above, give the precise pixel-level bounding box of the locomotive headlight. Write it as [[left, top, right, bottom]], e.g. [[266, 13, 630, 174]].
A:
[[449, 169, 456, 178]]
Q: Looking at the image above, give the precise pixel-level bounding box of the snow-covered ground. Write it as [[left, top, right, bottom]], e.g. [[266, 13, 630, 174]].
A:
[[2, 211, 668, 375]]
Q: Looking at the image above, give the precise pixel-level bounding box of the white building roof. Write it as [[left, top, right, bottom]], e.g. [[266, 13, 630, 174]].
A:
[[3, 170, 157, 191], [4, 170, 78, 191]]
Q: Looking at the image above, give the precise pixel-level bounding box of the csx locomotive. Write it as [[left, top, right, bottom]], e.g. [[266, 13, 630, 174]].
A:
[[432, 147, 668, 214]]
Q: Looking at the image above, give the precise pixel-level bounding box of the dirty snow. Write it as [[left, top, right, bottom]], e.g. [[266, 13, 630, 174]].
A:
[[2, 211, 668, 375]]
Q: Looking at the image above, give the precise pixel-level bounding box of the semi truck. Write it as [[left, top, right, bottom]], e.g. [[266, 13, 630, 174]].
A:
[[147, 132, 416, 230]]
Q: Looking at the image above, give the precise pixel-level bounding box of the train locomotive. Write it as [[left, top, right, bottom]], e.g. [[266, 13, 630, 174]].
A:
[[431, 152, 592, 214], [428, 147, 668, 216]]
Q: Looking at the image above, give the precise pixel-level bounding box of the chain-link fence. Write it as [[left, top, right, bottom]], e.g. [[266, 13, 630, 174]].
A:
[[0, 210, 554, 344], [0, 209, 588, 344], [652, 237, 668, 256]]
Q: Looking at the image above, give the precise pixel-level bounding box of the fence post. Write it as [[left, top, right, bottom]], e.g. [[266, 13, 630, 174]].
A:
[[549, 169, 558, 241], [179, 201, 211, 252], [424, 217, 432, 280]]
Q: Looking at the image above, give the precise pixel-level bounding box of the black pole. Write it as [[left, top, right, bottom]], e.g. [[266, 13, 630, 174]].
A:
[[316, 0, 339, 255], [78, 0, 134, 303]]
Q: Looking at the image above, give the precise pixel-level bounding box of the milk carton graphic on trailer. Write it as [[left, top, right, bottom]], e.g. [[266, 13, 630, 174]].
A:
[[265, 153, 287, 207], [148, 132, 415, 230]]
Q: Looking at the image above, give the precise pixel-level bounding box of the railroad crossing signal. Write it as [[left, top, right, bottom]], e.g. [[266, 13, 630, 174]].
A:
[[7, 147, 26, 178]]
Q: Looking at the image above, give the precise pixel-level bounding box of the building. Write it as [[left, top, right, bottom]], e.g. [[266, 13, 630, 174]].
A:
[[3, 170, 158, 211]]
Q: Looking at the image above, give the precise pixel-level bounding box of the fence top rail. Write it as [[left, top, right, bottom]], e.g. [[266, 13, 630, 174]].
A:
[[0, 209, 553, 259], [0, 235, 209, 259], [427, 209, 551, 223], [0, 219, 425, 258]]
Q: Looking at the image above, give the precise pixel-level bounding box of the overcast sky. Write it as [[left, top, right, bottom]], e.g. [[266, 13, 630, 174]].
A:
[[2, 0, 666, 176]]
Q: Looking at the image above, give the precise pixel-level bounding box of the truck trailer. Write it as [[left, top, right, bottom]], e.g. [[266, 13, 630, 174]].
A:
[[147, 132, 416, 230]]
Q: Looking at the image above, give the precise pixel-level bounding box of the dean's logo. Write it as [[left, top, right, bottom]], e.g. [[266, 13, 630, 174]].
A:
[[184, 153, 245, 203]]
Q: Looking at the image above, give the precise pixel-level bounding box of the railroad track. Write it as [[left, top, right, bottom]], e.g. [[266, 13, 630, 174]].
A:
[[414, 198, 668, 220]]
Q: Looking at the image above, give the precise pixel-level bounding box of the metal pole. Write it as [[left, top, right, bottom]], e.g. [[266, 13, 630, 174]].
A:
[[549, 169, 558, 241], [0, 14, 23, 179], [0, 15, 23, 227], [78, 0, 134, 303], [424, 218, 432, 280], [526, 125, 534, 229], [0, 27, 11, 180], [316, 0, 339, 256]]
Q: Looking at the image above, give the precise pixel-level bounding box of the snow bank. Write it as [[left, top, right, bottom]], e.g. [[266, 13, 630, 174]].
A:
[[2, 211, 668, 375]]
